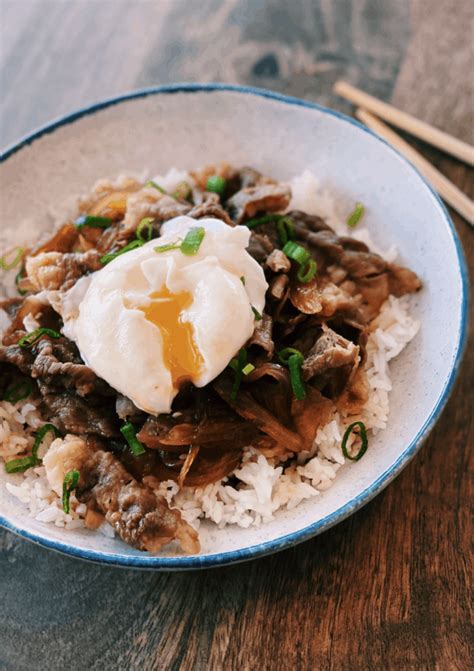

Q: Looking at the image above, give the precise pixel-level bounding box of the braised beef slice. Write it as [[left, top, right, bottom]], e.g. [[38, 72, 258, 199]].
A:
[[188, 193, 234, 226], [26, 249, 102, 291], [226, 184, 291, 225], [74, 447, 199, 553], [247, 313, 274, 357]]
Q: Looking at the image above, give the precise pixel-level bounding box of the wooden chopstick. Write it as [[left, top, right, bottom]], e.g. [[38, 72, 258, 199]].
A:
[[355, 109, 474, 226], [334, 81, 474, 166]]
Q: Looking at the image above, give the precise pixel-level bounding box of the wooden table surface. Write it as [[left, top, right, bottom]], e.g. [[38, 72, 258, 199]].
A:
[[1, 2, 472, 669]]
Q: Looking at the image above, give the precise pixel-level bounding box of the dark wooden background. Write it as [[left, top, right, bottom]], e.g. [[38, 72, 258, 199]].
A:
[[1, 2, 472, 669]]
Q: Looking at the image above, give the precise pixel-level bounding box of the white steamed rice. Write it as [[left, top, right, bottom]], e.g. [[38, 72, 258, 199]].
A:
[[0, 170, 419, 544]]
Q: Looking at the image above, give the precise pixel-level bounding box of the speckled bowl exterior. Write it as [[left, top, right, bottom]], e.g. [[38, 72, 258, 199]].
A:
[[0, 84, 468, 569]]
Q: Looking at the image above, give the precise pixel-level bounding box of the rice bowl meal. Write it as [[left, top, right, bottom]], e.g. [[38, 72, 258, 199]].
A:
[[0, 164, 422, 555]]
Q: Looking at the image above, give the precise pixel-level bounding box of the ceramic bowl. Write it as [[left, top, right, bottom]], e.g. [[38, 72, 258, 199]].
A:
[[0, 84, 468, 569]]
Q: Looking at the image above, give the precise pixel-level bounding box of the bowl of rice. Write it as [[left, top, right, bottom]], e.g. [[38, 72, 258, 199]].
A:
[[0, 84, 468, 569]]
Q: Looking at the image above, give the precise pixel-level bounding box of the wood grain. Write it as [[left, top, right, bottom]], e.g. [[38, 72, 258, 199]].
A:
[[0, 2, 472, 670]]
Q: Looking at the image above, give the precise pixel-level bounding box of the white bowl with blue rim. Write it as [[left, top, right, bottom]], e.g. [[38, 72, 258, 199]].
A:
[[0, 84, 468, 569]]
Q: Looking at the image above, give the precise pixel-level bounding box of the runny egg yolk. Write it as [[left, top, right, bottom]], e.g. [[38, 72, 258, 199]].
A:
[[140, 288, 204, 388]]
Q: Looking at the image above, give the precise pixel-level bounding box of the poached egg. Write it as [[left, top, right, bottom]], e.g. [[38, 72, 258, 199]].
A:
[[62, 216, 268, 414]]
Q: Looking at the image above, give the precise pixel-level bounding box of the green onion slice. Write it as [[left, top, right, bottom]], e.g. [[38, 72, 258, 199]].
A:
[[0, 247, 24, 271], [100, 239, 144, 265], [278, 348, 305, 400], [297, 259, 317, 283], [282, 241, 310, 266], [276, 217, 296, 246], [172, 182, 192, 201], [154, 241, 182, 253], [251, 306, 262, 321], [62, 469, 80, 514], [4, 422, 60, 473], [341, 421, 368, 461], [241, 363, 255, 376], [75, 215, 113, 229], [230, 348, 247, 401], [18, 328, 61, 348], [240, 276, 246, 285], [3, 378, 33, 403], [145, 180, 167, 194], [205, 175, 226, 196], [15, 269, 27, 296], [120, 422, 146, 456], [243, 214, 283, 229], [136, 217, 154, 242], [347, 202, 365, 228], [180, 227, 205, 255]]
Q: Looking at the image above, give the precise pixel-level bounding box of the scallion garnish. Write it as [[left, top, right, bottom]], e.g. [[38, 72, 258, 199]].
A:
[[15, 269, 27, 296], [297, 259, 317, 283], [18, 328, 61, 348], [179, 227, 206, 256], [244, 213, 285, 229], [0, 247, 24, 270], [278, 347, 306, 401], [154, 241, 182, 253], [347, 202, 365, 228], [120, 422, 146, 456], [341, 421, 368, 461], [100, 239, 144, 265], [242, 363, 255, 376], [282, 241, 317, 284], [240, 276, 246, 285], [251, 306, 262, 321], [230, 348, 247, 400], [62, 469, 80, 514], [145, 180, 167, 194], [4, 422, 60, 473], [3, 378, 33, 404], [276, 217, 296, 246], [282, 241, 310, 266], [206, 175, 226, 196], [136, 217, 154, 242], [172, 181, 192, 201], [74, 215, 113, 229]]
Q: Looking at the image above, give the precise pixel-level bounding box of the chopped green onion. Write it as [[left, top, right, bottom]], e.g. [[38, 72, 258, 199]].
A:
[[278, 347, 304, 365], [100, 239, 144, 265], [242, 363, 255, 376], [18, 328, 61, 348], [120, 422, 146, 456], [145, 180, 167, 194], [240, 276, 246, 285], [15, 269, 27, 296], [0, 247, 24, 270], [136, 217, 154, 242], [180, 227, 205, 256], [230, 348, 247, 400], [276, 217, 296, 246], [172, 182, 192, 201], [347, 202, 365, 228], [297, 259, 318, 283], [3, 378, 33, 403], [32, 423, 61, 462], [278, 348, 305, 400], [74, 215, 113, 229], [251, 306, 262, 321], [5, 456, 37, 474], [244, 213, 286, 229], [282, 241, 310, 266], [4, 422, 60, 473], [341, 421, 368, 461], [154, 241, 182, 253], [62, 469, 80, 514], [206, 175, 226, 196]]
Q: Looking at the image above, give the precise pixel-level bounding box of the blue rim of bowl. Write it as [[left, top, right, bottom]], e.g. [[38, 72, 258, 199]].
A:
[[0, 83, 469, 569]]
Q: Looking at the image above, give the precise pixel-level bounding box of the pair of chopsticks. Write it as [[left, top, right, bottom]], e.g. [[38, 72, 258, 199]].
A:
[[333, 81, 474, 226]]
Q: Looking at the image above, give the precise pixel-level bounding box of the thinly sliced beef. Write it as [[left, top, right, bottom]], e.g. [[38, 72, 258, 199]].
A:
[[41, 391, 118, 437], [25, 250, 102, 291], [247, 232, 275, 262], [120, 190, 191, 237], [226, 184, 291, 225], [247, 313, 274, 357], [188, 193, 234, 226], [266, 249, 291, 273], [302, 324, 359, 381]]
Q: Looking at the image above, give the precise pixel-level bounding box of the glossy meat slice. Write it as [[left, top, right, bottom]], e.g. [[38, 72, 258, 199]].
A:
[[44, 435, 199, 553], [301, 324, 359, 382], [25, 249, 102, 291], [226, 183, 291, 225]]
